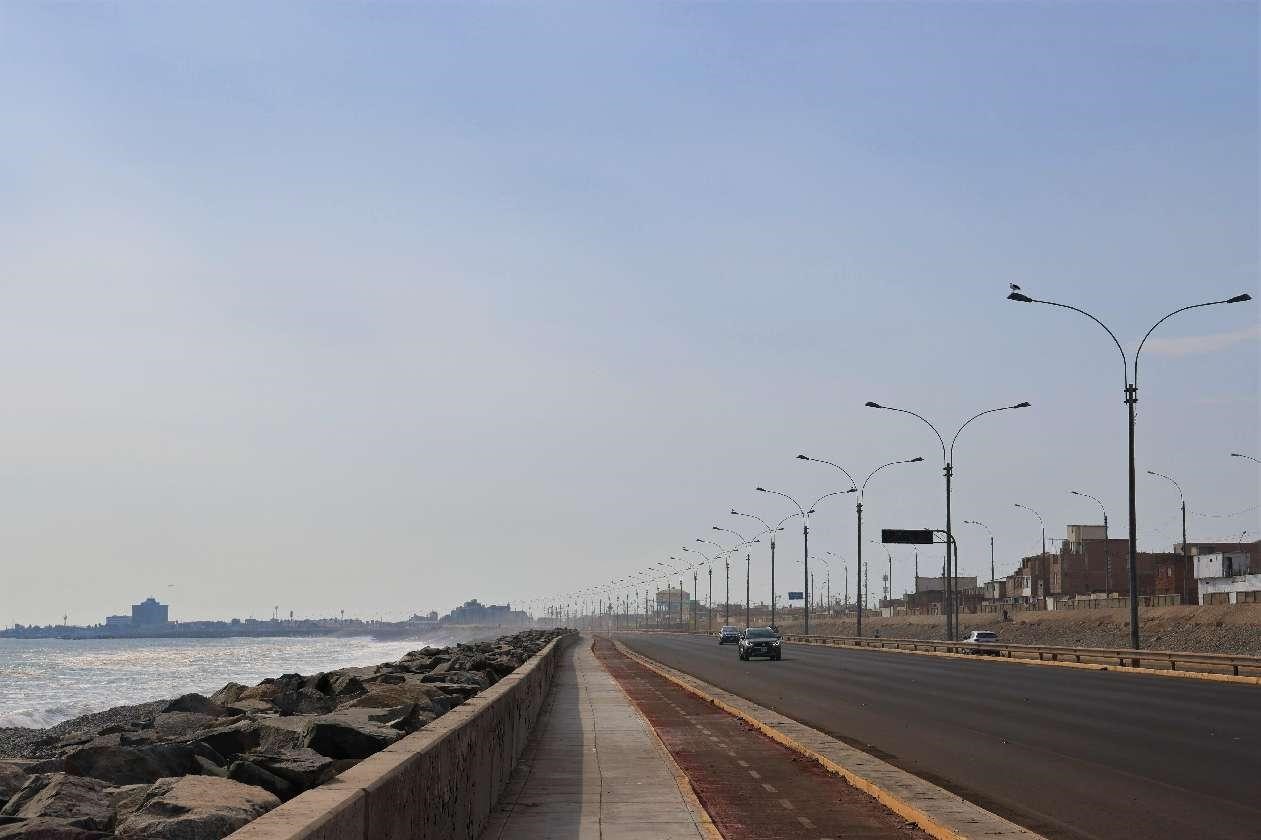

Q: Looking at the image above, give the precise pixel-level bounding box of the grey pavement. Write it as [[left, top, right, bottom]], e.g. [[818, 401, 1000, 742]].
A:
[[480, 634, 714, 840]]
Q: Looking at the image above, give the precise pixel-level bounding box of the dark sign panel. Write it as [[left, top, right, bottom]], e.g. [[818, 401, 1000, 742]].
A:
[[882, 528, 936, 545], [787, 591, 804, 600]]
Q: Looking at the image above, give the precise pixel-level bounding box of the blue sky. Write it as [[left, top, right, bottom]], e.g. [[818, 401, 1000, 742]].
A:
[[0, 3, 1256, 624]]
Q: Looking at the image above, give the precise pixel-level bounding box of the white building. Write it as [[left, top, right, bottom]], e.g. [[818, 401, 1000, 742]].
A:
[[1198, 573, 1261, 606], [1193, 552, 1250, 580]]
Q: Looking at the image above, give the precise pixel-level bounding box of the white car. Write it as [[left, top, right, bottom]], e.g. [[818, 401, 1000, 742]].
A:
[[962, 630, 1000, 655]]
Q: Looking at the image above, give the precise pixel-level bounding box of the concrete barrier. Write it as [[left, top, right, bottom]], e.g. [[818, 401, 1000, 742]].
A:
[[228, 632, 577, 840]]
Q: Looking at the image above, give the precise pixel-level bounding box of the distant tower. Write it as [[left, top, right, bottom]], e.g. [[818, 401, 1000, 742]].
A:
[[272, 606, 279, 621]]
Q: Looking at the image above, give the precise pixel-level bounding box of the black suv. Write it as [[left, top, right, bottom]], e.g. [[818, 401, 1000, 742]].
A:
[[718, 625, 741, 644], [738, 627, 782, 661]]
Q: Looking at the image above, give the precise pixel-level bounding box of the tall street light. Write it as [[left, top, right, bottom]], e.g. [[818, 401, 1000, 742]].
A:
[[1070, 490, 1110, 592], [1147, 470, 1190, 601], [1231, 452, 1259, 464], [1014, 503, 1046, 556], [865, 401, 1030, 640], [798, 454, 923, 637], [729, 512, 792, 627], [1008, 286, 1252, 650], [756, 487, 853, 634], [962, 519, 995, 591]]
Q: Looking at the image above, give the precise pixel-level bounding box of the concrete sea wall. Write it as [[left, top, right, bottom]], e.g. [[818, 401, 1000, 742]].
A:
[[228, 632, 576, 840]]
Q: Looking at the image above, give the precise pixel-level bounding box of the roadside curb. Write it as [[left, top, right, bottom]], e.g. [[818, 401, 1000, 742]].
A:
[[589, 635, 725, 840], [613, 638, 1045, 840]]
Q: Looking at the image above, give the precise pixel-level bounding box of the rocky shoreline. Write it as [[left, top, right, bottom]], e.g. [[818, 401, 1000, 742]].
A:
[[0, 628, 571, 840]]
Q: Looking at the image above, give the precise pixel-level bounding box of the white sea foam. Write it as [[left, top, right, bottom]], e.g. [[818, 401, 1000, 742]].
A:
[[0, 636, 433, 730]]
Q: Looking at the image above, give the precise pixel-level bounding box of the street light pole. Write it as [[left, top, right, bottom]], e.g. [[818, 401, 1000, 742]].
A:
[[745, 553, 751, 628], [1231, 452, 1260, 464], [962, 519, 995, 592], [708, 565, 713, 632], [1014, 503, 1046, 556], [865, 402, 1029, 640], [1008, 287, 1252, 650], [1070, 490, 1110, 592], [1148, 470, 1189, 602]]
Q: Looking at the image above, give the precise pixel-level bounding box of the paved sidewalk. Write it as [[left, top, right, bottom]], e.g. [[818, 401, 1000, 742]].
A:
[[480, 635, 714, 840]]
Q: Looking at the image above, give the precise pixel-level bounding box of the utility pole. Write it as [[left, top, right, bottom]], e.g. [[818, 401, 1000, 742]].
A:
[[708, 566, 713, 632], [736, 552, 746, 625], [693, 569, 698, 631], [725, 557, 730, 623]]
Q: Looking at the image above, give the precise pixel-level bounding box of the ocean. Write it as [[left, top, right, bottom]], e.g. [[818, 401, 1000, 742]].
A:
[[0, 635, 437, 729]]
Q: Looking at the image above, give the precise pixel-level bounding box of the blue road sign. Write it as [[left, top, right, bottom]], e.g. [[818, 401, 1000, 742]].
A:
[[788, 591, 804, 600]]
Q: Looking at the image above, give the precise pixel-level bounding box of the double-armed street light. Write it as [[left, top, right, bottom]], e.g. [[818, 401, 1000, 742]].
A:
[[728, 512, 790, 627], [1147, 470, 1191, 599], [755, 486, 854, 633], [862, 401, 1030, 641], [1007, 286, 1252, 650], [797, 454, 923, 637], [696, 534, 757, 626]]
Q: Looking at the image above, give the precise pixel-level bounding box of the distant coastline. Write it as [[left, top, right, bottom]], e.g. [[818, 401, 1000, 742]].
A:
[[0, 621, 535, 643]]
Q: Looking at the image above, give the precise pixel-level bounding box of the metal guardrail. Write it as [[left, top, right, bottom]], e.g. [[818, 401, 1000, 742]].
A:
[[780, 633, 1261, 676], [624, 628, 1261, 677]]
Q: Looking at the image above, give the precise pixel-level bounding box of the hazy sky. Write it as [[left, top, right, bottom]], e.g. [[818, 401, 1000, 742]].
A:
[[1, 3, 1257, 625]]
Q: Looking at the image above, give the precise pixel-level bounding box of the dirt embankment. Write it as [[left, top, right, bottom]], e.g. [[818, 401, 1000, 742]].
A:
[[777, 605, 1261, 655]]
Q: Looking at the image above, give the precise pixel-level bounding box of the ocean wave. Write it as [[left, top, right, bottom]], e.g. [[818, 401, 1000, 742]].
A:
[[0, 701, 100, 730]]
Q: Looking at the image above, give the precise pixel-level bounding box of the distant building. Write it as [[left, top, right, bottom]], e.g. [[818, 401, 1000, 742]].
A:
[[440, 599, 529, 626], [914, 576, 977, 593], [104, 615, 131, 628], [131, 597, 169, 626]]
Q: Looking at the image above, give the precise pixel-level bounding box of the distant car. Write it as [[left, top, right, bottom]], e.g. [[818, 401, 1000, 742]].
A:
[[963, 630, 1000, 655], [718, 626, 741, 644], [738, 627, 782, 661]]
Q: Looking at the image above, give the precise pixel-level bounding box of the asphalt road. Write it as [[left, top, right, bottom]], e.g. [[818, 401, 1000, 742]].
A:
[[618, 632, 1261, 840]]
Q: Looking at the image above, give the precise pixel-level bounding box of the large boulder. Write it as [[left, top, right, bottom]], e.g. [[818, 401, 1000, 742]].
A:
[[189, 722, 259, 760], [340, 681, 448, 714], [207, 685, 245, 709], [419, 670, 489, 690], [0, 774, 114, 831], [324, 673, 366, 698], [116, 776, 280, 840], [63, 745, 200, 786], [0, 765, 27, 808], [240, 749, 337, 793], [301, 712, 401, 760], [162, 696, 226, 718], [153, 714, 219, 741], [0, 819, 112, 839], [225, 762, 295, 803], [104, 785, 150, 830], [254, 718, 312, 755], [271, 689, 334, 717]]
